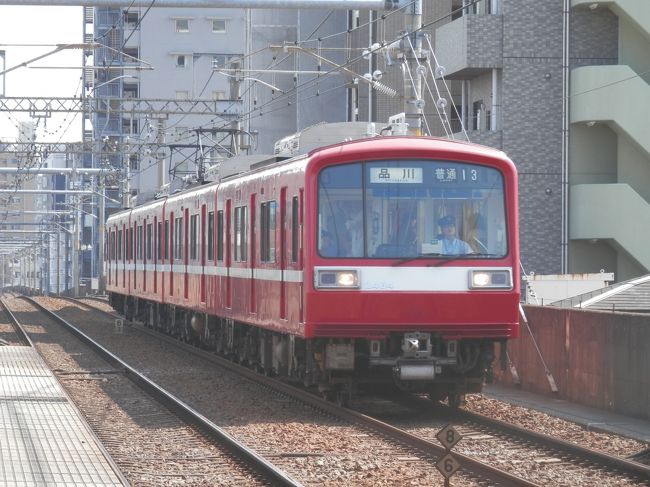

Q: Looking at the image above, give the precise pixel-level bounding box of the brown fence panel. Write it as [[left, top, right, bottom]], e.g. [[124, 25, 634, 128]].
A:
[[494, 305, 650, 420]]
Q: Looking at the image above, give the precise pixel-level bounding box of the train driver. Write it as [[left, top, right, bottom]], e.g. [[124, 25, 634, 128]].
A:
[[320, 230, 338, 257], [438, 215, 473, 255]]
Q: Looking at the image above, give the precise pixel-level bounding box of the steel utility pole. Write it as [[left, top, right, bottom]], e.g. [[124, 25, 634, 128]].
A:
[[403, 0, 424, 135]]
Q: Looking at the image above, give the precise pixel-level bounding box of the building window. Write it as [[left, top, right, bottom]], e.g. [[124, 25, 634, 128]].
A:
[[123, 47, 139, 63], [212, 91, 226, 100], [175, 91, 189, 100], [211, 19, 226, 33], [176, 54, 188, 68], [129, 154, 139, 171], [175, 18, 190, 32], [123, 83, 138, 98], [123, 11, 139, 29]]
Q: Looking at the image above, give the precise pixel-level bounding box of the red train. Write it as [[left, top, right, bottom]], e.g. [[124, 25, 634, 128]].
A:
[[105, 135, 520, 405]]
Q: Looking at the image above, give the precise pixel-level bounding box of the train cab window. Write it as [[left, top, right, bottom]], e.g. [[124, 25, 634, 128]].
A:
[[174, 216, 183, 260], [291, 197, 299, 263], [190, 214, 199, 261], [117, 229, 123, 260], [146, 223, 153, 260], [207, 211, 215, 261], [260, 200, 276, 262], [217, 210, 224, 261], [318, 161, 507, 259], [234, 205, 248, 262]]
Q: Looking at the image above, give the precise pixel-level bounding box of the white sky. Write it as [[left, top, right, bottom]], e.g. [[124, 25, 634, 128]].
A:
[[0, 6, 83, 142]]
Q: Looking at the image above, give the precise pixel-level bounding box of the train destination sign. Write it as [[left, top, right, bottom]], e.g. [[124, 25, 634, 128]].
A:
[[369, 167, 423, 184]]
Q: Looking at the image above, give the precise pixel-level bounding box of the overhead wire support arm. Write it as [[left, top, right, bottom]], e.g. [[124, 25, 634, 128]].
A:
[[276, 44, 397, 97], [0, 0, 407, 9]]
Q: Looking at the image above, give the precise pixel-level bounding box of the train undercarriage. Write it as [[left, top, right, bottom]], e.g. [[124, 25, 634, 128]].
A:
[[112, 293, 501, 407]]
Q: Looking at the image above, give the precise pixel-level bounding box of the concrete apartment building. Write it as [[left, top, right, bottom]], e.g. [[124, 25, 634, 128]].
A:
[[85, 6, 347, 202], [428, 0, 649, 281], [0, 122, 46, 289]]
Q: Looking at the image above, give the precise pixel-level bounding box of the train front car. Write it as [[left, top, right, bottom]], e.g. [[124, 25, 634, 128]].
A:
[[303, 136, 519, 405]]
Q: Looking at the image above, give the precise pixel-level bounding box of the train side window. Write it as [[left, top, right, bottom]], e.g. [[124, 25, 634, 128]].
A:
[[146, 223, 153, 261], [164, 220, 169, 260], [136, 225, 143, 261], [117, 229, 123, 260], [260, 200, 276, 262], [174, 216, 183, 260], [291, 196, 299, 263], [109, 231, 115, 260], [190, 214, 199, 261], [217, 210, 224, 261], [207, 211, 215, 261], [157, 221, 162, 262], [234, 205, 248, 262]]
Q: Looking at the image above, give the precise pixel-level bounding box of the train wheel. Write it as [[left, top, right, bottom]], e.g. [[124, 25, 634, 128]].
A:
[[336, 390, 350, 408], [447, 393, 465, 409]]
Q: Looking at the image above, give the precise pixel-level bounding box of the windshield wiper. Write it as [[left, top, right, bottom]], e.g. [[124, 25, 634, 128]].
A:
[[392, 252, 444, 267], [392, 252, 502, 267]]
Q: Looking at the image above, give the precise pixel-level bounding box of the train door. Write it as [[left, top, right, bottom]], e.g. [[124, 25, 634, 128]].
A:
[[280, 188, 287, 319], [200, 204, 206, 304], [226, 199, 232, 308], [184, 208, 189, 300], [249, 193, 256, 314]]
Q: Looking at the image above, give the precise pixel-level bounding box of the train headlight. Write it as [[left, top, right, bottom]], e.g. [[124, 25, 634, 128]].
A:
[[469, 269, 512, 289], [315, 269, 360, 289]]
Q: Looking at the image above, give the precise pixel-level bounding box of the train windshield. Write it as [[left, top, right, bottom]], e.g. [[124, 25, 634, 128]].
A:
[[317, 159, 508, 258]]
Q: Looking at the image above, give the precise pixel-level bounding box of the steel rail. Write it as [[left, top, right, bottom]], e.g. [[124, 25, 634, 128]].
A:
[[453, 408, 650, 482], [393, 392, 650, 482], [71, 297, 539, 487], [0, 296, 33, 347], [22, 296, 303, 487]]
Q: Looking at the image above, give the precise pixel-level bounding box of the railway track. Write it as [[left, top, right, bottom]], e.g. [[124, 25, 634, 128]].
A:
[[40, 295, 538, 487], [4, 295, 296, 487], [373, 394, 650, 485], [74, 295, 650, 486]]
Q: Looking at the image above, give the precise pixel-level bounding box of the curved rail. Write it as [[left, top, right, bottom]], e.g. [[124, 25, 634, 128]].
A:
[[21, 296, 302, 487]]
